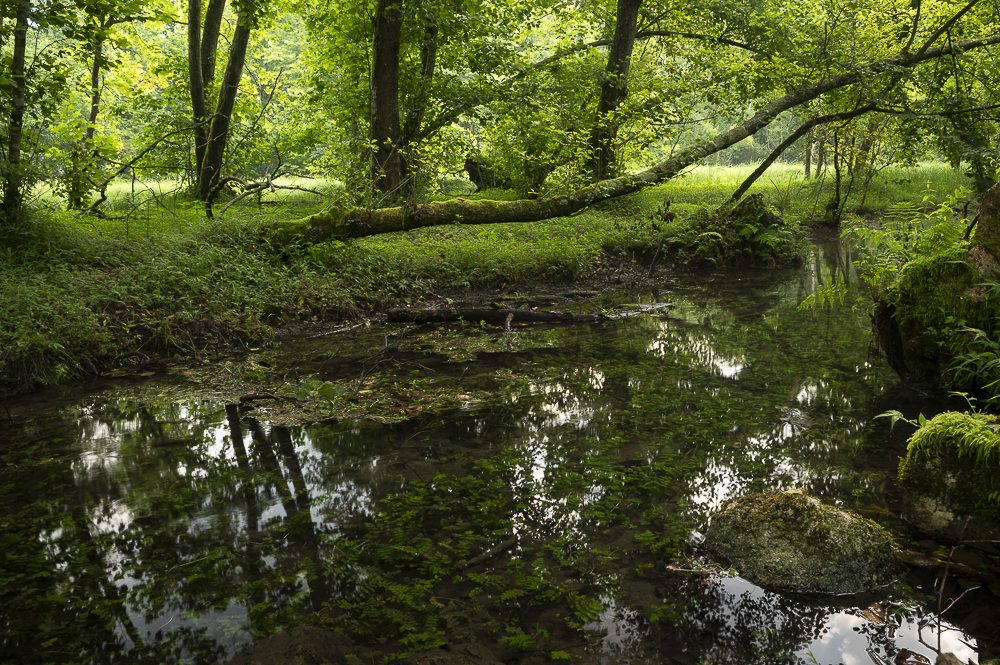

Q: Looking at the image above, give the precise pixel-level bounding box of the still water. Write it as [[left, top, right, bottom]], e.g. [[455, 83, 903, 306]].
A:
[[2, 234, 997, 664]]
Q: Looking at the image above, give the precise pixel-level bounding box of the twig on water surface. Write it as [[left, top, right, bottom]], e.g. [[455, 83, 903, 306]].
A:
[[308, 322, 365, 338], [938, 584, 981, 616], [934, 516, 973, 653], [458, 537, 517, 570], [167, 556, 209, 573], [238, 392, 303, 404]]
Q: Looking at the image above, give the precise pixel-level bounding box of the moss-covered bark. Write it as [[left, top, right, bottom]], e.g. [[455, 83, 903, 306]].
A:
[[261, 35, 1000, 246], [875, 183, 1000, 390]]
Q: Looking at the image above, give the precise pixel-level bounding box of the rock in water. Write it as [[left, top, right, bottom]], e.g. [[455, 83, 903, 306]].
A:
[[704, 490, 901, 594], [898, 411, 1000, 541]]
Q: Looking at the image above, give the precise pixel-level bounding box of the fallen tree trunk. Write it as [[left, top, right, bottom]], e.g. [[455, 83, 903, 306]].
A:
[[386, 308, 605, 325], [262, 34, 1000, 246]]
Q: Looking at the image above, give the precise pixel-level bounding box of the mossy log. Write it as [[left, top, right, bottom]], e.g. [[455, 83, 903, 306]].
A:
[[261, 38, 999, 246]]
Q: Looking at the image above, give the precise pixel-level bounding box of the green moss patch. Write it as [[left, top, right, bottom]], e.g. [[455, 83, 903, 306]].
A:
[[704, 490, 900, 594], [898, 411, 1000, 523], [887, 245, 982, 335], [656, 193, 806, 268]]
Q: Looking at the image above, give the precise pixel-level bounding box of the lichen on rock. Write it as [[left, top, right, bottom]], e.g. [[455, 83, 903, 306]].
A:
[[703, 490, 901, 594], [898, 410, 1000, 539]]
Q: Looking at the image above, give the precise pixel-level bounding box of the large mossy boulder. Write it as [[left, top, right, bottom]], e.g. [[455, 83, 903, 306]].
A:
[[704, 490, 901, 594], [873, 246, 983, 390], [899, 411, 1000, 541]]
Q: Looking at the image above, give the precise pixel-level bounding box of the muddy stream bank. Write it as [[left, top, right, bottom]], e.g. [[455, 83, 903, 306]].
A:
[[1, 233, 998, 665]]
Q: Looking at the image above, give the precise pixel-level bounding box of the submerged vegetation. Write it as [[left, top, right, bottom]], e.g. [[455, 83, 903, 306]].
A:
[[3, 0, 1000, 659], [2, 256, 931, 663]]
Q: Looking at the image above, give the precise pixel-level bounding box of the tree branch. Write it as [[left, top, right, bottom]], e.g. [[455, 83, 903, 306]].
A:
[[266, 32, 1000, 245], [727, 104, 877, 205]]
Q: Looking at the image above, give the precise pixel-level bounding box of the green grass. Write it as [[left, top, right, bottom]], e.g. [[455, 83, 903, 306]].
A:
[[642, 160, 974, 221], [0, 161, 976, 394]]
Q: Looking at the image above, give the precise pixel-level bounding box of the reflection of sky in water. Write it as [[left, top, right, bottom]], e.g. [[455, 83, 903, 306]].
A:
[[646, 324, 746, 379], [586, 575, 976, 665], [18, 238, 986, 663], [525, 366, 605, 429], [801, 604, 976, 665], [48, 407, 390, 661]]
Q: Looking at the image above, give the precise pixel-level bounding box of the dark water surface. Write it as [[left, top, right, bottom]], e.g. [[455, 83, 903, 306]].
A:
[[2, 234, 997, 664]]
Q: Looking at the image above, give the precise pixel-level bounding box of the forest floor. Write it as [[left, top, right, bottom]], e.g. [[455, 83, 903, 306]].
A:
[[0, 161, 975, 398]]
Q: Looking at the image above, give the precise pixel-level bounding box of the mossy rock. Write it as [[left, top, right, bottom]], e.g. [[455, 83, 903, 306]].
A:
[[899, 411, 1000, 540], [875, 245, 987, 390], [703, 490, 901, 594]]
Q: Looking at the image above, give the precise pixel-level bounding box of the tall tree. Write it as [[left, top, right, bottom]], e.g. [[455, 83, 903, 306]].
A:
[[585, 0, 642, 181], [369, 0, 404, 196], [1, 0, 31, 219], [199, 0, 259, 201], [187, 0, 227, 192], [187, 0, 261, 201]]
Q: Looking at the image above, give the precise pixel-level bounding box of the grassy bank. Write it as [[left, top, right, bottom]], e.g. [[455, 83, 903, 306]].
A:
[[0, 162, 974, 394]]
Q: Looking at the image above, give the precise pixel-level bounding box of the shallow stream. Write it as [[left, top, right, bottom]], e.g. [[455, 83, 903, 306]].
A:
[[2, 233, 998, 665]]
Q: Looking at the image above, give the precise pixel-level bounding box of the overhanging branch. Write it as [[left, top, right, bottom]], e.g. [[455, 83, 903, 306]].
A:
[[266, 31, 1000, 245]]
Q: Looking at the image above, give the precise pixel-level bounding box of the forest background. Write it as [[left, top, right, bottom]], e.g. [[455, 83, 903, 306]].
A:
[[1, 0, 1000, 392]]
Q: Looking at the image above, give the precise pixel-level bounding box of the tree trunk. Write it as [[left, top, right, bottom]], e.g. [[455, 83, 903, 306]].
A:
[[68, 31, 106, 209], [188, 0, 210, 186], [824, 131, 843, 225], [199, 0, 256, 202], [261, 33, 1000, 245], [189, 0, 228, 196], [370, 0, 404, 196], [399, 22, 438, 181], [1, 0, 30, 219], [201, 0, 226, 90], [804, 127, 813, 179], [585, 0, 642, 182], [967, 181, 1000, 278]]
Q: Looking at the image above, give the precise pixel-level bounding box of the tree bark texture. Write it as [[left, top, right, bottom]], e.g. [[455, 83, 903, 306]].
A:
[[370, 0, 404, 196], [188, 0, 209, 187], [200, 0, 226, 90], [199, 0, 256, 201], [586, 0, 642, 182], [1, 0, 30, 217], [262, 33, 1000, 246], [967, 181, 1000, 277]]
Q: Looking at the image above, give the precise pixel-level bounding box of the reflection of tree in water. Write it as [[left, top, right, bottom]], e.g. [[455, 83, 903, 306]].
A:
[[660, 575, 832, 665], [0, 398, 397, 662]]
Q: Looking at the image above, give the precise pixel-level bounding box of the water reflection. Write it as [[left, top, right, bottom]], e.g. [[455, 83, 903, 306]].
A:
[[2, 233, 996, 663]]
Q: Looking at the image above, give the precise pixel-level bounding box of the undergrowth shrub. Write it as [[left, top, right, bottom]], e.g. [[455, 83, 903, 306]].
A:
[[655, 194, 806, 267]]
